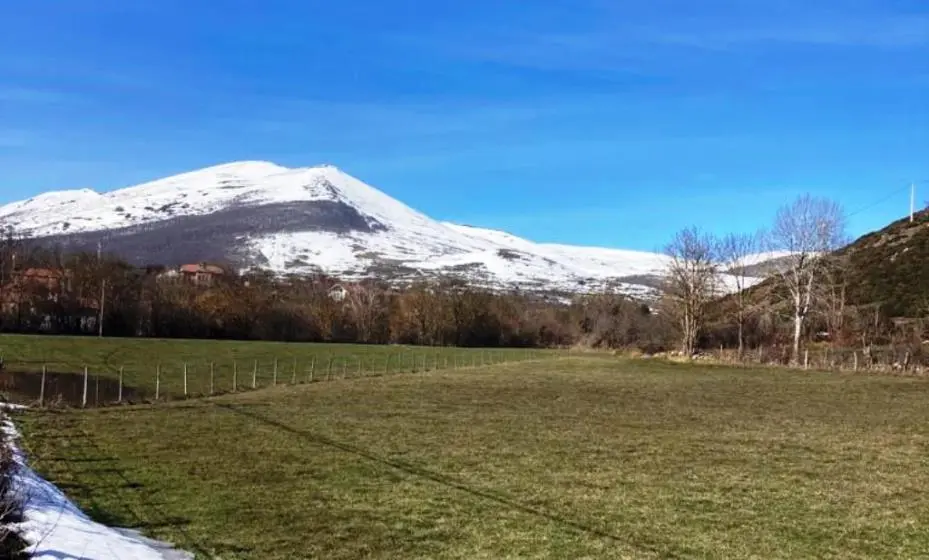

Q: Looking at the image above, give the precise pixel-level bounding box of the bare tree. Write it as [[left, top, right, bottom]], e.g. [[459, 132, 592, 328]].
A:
[[0, 226, 12, 321], [347, 284, 389, 344], [767, 195, 847, 364], [817, 255, 852, 346], [663, 227, 719, 356], [718, 231, 761, 358], [0, 227, 29, 330]]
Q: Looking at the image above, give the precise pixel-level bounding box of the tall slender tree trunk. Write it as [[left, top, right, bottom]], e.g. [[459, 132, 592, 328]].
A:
[[682, 311, 697, 357], [737, 319, 744, 359], [792, 312, 803, 365]]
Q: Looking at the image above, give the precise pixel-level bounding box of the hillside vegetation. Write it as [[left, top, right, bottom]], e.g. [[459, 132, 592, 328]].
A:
[[842, 209, 929, 317]]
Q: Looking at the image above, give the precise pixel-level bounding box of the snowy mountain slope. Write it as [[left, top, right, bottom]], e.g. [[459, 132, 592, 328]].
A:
[[0, 161, 770, 296]]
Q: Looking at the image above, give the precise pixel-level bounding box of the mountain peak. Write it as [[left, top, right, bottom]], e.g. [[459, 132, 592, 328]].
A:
[[197, 161, 343, 177], [178, 160, 289, 179], [0, 164, 774, 297]]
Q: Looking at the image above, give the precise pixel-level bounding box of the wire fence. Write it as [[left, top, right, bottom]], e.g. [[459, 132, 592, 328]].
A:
[[701, 345, 929, 374], [0, 349, 553, 409]]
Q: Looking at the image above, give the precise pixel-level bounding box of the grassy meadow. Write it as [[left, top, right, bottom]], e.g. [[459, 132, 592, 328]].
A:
[[0, 334, 548, 399], [14, 356, 929, 559]]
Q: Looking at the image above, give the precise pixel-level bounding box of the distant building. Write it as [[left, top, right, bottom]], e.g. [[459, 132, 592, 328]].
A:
[[156, 263, 225, 287], [1, 268, 71, 313], [328, 284, 348, 302], [14, 268, 70, 292], [0, 267, 97, 331]]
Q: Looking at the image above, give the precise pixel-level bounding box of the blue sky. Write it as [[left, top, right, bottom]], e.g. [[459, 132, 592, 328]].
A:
[[1, 0, 927, 251]]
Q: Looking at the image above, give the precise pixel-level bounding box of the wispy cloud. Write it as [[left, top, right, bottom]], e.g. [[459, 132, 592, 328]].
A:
[[395, 7, 929, 73], [0, 53, 168, 93], [0, 86, 72, 105], [239, 99, 552, 136], [225, 94, 626, 144], [649, 15, 929, 49], [0, 129, 36, 148]]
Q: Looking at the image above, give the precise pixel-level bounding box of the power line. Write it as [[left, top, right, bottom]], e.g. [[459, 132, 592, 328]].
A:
[[846, 183, 914, 219]]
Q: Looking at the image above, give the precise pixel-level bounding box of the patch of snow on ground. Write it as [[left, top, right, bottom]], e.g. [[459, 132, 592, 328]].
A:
[[736, 251, 794, 268], [1, 410, 193, 560]]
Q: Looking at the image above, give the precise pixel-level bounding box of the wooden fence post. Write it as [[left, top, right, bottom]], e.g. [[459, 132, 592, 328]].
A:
[[82, 366, 88, 408], [273, 359, 278, 386], [309, 357, 316, 383], [210, 362, 215, 395], [804, 350, 810, 370], [39, 365, 47, 408], [252, 360, 258, 389], [233, 361, 238, 392], [292, 358, 297, 385], [155, 365, 161, 401], [183, 363, 189, 397], [118, 366, 123, 403], [853, 351, 859, 372]]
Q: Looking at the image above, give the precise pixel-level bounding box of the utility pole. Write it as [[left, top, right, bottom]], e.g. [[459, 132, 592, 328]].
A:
[[12, 249, 21, 331], [911, 183, 916, 223], [98, 279, 106, 337], [97, 240, 105, 337]]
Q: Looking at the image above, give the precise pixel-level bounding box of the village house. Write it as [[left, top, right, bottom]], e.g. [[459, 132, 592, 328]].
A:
[[157, 263, 225, 287], [180, 263, 225, 287], [0, 268, 71, 314], [328, 284, 349, 302], [0, 267, 99, 331]]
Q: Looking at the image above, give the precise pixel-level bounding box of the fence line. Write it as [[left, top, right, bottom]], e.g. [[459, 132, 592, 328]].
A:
[[0, 349, 555, 409], [691, 345, 929, 375]]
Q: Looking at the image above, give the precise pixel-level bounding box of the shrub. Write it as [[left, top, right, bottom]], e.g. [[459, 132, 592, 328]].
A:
[[0, 411, 28, 558]]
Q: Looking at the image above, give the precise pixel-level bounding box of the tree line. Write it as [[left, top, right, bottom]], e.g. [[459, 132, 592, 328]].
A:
[[0, 226, 672, 349], [2, 192, 921, 358], [661, 193, 927, 364]]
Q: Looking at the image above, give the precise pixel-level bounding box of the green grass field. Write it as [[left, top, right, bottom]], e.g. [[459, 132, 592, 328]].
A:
[[15, 357, 929, 559], [0, 334, 549, 400]]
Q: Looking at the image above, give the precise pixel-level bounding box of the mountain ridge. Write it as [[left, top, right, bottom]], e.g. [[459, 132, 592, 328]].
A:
[[0, 161, 767, 296]]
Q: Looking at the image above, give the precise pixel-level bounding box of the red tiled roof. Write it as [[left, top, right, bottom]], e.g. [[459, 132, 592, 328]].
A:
[[179, 264, 224, 275], [20, 268, 64, 279]]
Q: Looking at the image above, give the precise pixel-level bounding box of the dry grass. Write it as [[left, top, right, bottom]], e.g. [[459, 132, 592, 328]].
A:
[[14, 357, 929, 559]]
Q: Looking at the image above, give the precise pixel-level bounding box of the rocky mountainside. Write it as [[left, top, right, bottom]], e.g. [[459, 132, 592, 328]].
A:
[[0, 161, 771, 296], [840, 209, 929, 317]]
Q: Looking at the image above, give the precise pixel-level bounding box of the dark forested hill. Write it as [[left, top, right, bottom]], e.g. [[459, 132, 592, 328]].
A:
[[841, 210, 929, 317]]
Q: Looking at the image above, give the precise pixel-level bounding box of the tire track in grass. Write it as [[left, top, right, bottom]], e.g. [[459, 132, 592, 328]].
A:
[[213, 402, 669, 558]]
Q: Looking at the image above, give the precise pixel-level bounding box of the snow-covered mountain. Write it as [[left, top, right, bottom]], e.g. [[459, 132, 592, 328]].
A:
[[0, 161, 770, 297]]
